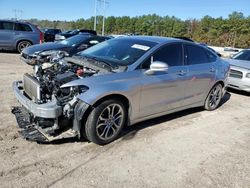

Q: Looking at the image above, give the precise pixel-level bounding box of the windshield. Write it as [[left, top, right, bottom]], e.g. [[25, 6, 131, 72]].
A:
[[79, 38, 157, 66], [59, 35, 90, 47], [233, 50, 250, 61]]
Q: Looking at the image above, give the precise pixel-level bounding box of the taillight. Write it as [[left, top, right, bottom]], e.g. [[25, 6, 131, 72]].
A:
[[39, 31, 43, 44]]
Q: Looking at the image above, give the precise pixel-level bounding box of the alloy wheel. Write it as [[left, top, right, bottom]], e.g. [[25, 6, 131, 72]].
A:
[[96, 103, 124, 141], [208, 85, 222, 109], [18, 41, 31, 53]]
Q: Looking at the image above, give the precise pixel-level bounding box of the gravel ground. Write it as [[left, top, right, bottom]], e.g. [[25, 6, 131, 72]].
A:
[[0, 52, 249, 188]]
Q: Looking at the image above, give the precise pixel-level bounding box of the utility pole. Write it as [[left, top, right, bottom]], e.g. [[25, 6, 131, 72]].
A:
[[102, 0, 106, 36], [94, 0, 97, 31], [93, 0, 109, 35], [13, 9, 17, 20]]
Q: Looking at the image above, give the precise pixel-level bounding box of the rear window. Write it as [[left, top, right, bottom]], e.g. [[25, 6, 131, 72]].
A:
[[14, 23, 33, 32], [0, 21, 14, 30]]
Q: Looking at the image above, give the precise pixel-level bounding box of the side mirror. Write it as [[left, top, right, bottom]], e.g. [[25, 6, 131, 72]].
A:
[[145, 61, 169, 75]]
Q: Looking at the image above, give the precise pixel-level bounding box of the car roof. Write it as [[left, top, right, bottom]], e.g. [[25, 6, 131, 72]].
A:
[[0, 19, 32, 25], [116, 35, 188, 44]]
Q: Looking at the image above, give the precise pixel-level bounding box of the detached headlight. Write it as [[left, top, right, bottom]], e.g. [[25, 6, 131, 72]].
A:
[[40, 50, 58, 56], [55, 35, 65, 40], [56, 51, 69, 59], [246, 73, 250, 78], [60, 85, 89, 96]]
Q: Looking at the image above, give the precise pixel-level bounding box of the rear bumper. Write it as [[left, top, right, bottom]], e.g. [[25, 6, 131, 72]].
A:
[[227, 77, 250, 92], [13, 81, 62, 118]]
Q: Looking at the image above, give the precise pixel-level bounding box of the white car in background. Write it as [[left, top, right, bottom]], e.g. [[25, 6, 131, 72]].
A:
[[226, 49, 250, 92]]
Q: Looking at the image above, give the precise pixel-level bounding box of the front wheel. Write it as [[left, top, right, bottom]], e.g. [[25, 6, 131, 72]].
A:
[[204, 84, 223, 111], [84, 99, 127, 145]]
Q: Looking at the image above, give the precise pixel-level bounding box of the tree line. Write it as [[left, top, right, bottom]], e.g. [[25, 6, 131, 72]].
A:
[[28, 11, 250, 48]]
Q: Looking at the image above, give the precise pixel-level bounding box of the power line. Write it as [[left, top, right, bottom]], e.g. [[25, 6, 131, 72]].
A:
[[13, 9, 23, 20]]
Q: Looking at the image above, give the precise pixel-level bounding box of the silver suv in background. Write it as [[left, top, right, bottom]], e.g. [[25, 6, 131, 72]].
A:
[[0, 20, 43, 53]]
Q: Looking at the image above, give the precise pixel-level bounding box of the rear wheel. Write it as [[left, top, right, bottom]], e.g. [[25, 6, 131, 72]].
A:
[[204, 84, 223, 111], [17, 41, 32, 53], [85, 99, 127, 145]]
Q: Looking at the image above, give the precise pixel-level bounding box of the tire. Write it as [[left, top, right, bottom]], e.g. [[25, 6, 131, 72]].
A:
[[17, 41, 32, 53], [85, 99, 127, 145], [204, 84, 223, 111]]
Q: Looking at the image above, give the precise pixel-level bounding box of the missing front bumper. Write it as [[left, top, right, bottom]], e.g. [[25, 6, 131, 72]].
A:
[[11, 106, 78, 143]]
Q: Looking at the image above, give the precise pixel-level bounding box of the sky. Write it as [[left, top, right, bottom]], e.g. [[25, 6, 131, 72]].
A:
[[0, 0, 250, 21]]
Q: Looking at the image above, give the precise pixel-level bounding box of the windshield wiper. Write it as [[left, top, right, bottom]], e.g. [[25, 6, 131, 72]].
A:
[[82, 55, 118, 70]]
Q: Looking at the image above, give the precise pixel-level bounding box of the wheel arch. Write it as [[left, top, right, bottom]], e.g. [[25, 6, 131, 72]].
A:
[[16, 39, 33, 50], [92, 94, 130, 109], [79, 94, 131, 135], [215, 80, 225, 88]]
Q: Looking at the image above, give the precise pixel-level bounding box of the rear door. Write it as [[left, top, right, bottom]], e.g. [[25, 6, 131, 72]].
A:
[[182, 44, 217, 106], [14, 22, 33, 38], [0, 21, 14, 48], [139, 43, 189, 117]]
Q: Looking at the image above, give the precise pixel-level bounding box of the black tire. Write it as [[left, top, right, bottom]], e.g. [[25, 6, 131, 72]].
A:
[[204, 84, 223, 111], [85, 99, 127, 145], [17, 41, 32, 53]]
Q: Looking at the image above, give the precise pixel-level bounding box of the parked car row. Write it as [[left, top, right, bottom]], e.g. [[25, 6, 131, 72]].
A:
[[55, 29, 97, 41], [21, 34, 110, 65], [0, 19, 98, 53]]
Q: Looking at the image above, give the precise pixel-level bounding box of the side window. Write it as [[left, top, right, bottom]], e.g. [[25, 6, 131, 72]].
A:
[[206, 50, 217, 62], [14, 23, 32, 32], [0, 21, 14, 30], [139, 57, 151, 69], [186, 45, 211, 65], [153, 43, 183, 67]]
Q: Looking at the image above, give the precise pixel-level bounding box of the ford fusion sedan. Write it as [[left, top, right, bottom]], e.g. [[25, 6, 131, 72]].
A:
[[12, 36, 229, 145], [21, 34, 110, 65], [226, 49, 250, 92]]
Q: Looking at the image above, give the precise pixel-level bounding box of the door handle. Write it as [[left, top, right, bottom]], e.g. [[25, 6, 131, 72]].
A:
[[177, 70, 186, 76], [210, 67, 216, 72]]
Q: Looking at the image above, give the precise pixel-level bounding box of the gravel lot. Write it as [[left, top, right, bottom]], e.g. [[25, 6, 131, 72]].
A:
[[0, 52, 249, 188]]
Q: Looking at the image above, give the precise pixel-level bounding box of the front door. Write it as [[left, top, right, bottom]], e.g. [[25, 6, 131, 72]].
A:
[[139, 43, 189, 117]]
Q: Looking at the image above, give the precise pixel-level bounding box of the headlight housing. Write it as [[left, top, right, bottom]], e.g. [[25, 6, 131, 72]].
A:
[[55, 35, 65, 40], [39, 50, 58, 56], [246, 73, 250, 78], [56, 86, 89, 105]]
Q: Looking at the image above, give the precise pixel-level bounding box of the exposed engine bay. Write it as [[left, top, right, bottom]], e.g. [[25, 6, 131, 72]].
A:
[[24, 57, 111, 104], [12, 56, 112, 143]]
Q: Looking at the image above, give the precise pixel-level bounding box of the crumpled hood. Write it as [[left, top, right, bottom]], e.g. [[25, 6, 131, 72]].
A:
[[224, 58, 250, 70], [22, 42, 70, 56]]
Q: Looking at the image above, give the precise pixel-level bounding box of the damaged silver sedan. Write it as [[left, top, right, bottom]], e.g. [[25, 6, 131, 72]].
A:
[[12, 36, 230, 145]]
